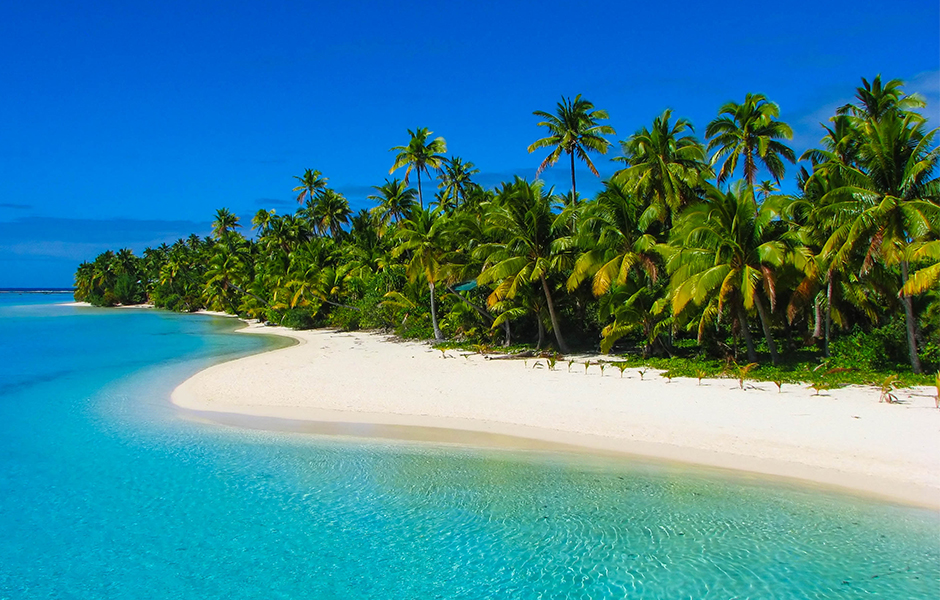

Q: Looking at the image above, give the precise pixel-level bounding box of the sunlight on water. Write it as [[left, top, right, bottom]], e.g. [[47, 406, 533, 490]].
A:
[[0, 294, 937, 598]]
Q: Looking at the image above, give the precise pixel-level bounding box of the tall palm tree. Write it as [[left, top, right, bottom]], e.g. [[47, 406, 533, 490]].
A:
[[477, 178, 572, 353], [818, 110, 939, 373], [437, 156, 480, 212], [613, 109, 708, 228], [565, 180, 666, 355], [368, 178, 417, 226], [389, 128, 447, 209], [667, 182, 790, 365], [292, 169, 329, 205], [527, 94, 616, 198], [706, 93, 795, 186]]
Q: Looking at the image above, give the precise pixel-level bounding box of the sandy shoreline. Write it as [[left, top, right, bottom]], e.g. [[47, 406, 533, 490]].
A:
[[172, 322, 940, 509]]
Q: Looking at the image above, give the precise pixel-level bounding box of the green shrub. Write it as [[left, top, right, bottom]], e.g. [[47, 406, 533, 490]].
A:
[[330, 306, 361, 331], [830, 319, 910, 371], [86, 291, 118, 307], [281, 307, 317, 330], [397, 313, 433, 339]]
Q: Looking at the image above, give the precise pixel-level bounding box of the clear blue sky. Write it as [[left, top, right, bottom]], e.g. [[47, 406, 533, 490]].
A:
[[1, 0, 937, 287]]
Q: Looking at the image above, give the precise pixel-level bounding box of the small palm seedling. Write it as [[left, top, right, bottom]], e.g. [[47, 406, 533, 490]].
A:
[[773, 380, 783, 393], [879, 374, 900, 404], [584, 361, 592, 374], [736, 363, 758, 390], [599, 362, 607, 376], [662, 370, 673, 384], [637, 368, 648, 380], [546, 355, 558, 371], [696, 370, 707, 386], [810, 381, 832, 396], [615, 362, 629, 378], [568, 360, 575, 373], [439, 348, 449, 359], [531, 360, 543, 369]]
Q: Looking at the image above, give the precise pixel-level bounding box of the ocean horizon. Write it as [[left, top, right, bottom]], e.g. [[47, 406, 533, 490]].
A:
[[1, 293, 937, 598]]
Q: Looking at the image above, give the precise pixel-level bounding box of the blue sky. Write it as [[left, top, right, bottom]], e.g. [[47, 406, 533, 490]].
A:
[[1, 0, 938, 287]]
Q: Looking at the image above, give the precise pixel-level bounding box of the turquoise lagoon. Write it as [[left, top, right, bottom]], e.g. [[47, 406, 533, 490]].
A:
[[0, 293, 937, 599]]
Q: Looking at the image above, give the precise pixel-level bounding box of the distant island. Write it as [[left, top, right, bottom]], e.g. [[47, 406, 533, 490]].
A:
[[72, 76, 939, 386]]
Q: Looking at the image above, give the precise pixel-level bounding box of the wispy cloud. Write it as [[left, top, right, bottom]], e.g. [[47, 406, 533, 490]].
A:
[[908, 70, 940, 125]]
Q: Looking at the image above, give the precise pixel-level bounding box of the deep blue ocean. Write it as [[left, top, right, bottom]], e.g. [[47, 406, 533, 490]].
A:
[[0, 293, 937, 598]]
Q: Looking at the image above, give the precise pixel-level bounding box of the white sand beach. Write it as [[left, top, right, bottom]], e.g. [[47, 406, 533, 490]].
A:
[[172, 323, 940, 508]]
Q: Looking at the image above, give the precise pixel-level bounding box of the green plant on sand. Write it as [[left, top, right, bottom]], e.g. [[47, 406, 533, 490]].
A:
[[879, 374, 900, 404], [736, 362, 758, 390]]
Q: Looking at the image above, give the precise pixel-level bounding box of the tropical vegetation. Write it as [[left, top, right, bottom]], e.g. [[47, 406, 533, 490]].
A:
[[75, 78, 939, 381]]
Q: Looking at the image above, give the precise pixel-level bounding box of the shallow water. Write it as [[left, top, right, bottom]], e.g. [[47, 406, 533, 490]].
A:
[[0, 294, 937, 598]]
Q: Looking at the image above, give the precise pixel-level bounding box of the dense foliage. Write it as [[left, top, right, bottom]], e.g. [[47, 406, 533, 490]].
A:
[[75, 78, 939, 377]]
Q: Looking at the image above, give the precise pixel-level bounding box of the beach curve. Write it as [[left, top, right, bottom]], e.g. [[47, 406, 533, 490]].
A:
[[171, 322, 940, 509]]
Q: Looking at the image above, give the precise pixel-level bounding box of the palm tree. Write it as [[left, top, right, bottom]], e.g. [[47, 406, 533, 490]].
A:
[[667, 182, 790, 365], [613, 109, 708, 228], [368, 178, 417, 226], [837, 75, 926, 123], [74, 261, 95, 301], [527, 94, 616, 198], [437, 156, 479, 212], [706, 93, 795, 186], [204, 244, 248, 313], [393, 208, 451, 341], [818, 110, 939, 373], [292, 169, 329, 205], [211, 208, 241, 239], [565, 180, 666, 355], [308, 189, 352, 239], [477, 178, 572, 353], [566, 179, 659, 297], [389, 128, 447, 209], [252, 209, 275, 236]]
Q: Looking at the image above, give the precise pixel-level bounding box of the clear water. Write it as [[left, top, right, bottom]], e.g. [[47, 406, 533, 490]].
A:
[[0, 294, 937, 599]]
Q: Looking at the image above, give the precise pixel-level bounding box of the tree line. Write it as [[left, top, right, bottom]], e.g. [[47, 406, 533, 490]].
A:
[[75, 76, 939, 375]]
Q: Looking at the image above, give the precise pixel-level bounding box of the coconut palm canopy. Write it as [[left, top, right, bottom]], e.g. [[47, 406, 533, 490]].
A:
[[528, 95, 616, 198]]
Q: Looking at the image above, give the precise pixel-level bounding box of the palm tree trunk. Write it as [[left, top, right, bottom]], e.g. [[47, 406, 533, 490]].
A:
[[417, 170, 423, 210], [502, 321, 511, 347], [753, 294, 779, 366], [900, 260, 922, 374], [429, 281, 443, 341], [540, 274, 570, 353], [737, 304, 758, 363], [569, 152, 577, 199], [813, 294, 823, 339], [536, 312, 545, 350]]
